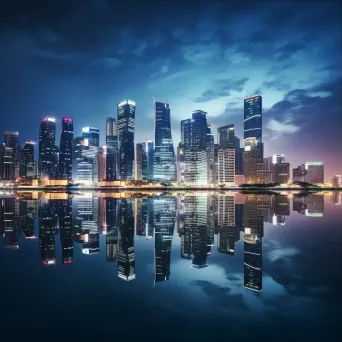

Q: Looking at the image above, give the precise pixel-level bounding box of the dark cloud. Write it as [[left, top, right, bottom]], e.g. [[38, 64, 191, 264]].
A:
[[194, 78, 248, 103]]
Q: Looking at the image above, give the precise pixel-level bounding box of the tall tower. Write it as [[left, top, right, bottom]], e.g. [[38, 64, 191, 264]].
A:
[[59, 117, 73, 181], [243, 95, 262, 183], [153, 101, 176, 181], [4, 131, 20, 179], [105, 117, 118, 180], [20, 141, 36, 178], [117, 100, 135, 180], [39, 117, 59, 179]]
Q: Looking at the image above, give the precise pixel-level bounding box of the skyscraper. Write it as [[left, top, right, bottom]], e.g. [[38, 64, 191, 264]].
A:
[[3, 131, 20, 180], [332, 175, 341, 187], [59, 117, 73, 181], [135, 142, 147, 180], [20, 141, 36, 178], [184, 111, 208, 185], [39, 117, 59, 180], [218, 148, 235, 184], [153, 101, 176, 181], [305, 162, 324, 184], [206, 124, 215, 184], [117, 100, 135, 180], [82, 127, 99, 147], [145, 140, 154, 180], [106, 117, 118, 179], [293, 164, 307, 183], [243, 95, 263, 183]]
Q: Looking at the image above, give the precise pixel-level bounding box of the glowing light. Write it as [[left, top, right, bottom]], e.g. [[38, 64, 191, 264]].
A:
[[82, 127, 90, 133]]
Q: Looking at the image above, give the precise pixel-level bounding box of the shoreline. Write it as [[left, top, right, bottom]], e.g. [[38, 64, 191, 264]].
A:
[[0, 186, 340, 192]]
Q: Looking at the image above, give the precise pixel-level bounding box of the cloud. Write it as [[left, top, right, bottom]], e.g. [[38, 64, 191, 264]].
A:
[[194, 89, 231, 103], [182, 43, 222, 66], [268, 247, 301, 263], [93, 57, 122, 67]]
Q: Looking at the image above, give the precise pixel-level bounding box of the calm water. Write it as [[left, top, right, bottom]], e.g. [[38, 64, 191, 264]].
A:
[[0, 191, 341, 341]]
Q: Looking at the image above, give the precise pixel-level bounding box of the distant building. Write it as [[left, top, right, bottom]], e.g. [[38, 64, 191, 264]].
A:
[[305, 162, 324, 184], [20, 141, 36, 178], [82, 126, 99, 147], [206, 124, 215, 184], [217, 148, 235, 184], [293, 164, 307, 182], [105, 117, 118, 179], [332, 175, 341, 187], [145, 140, 154, 180], [135, 142, 147, 180], [176, 144, 185, 183], [4, 131, 20, 179]]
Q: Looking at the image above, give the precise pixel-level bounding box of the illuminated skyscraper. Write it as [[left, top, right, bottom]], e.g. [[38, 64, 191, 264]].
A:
[[135, 142, 147, 180], [206, 124, 215, 184], [184, 111, 208, 185], [39, 117, 59, 179], [243, 95, 263, 183], [176, 143, 185, 183], [218, 148, 235, 184], [82, 127, 99, 147], [117, 100, 135, 180], [153, 101, 176, 181], [4, 131, 20, 179], [106, 117, 118, 179], [59, 117, 73, 181], [145, 140, 154, 180], [20, 141, 36, 178]]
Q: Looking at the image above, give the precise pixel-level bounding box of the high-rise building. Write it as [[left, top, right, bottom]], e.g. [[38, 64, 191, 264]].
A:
[[243, 95, 262, 183], [39, 117, 59, 180], [176, 143, 185, 183], [82, 127, 99, 147], [217, 125, 235, 147], [98, 146, 117, 181], [145, 140, 154, 180], [293, 164, 307, 182], [332, 175, 341, 187], [117, 100, 135, 180], [153, 101, 176, 181], [59, 117, 73, 181], [3, 145, 15, 180], [272, 162, 290, 184], [105, 117, 118, 179], [135, 142, 147, 180], [4, 131, 20, 178], [20, 141, 36, 178], [218, 148, 235, 184], [0, 144, 4, 180], [256, 158, 272, 184], [206, 124, 215, 184], [184, 111, 208, 185], [305, 162, 324, 184]]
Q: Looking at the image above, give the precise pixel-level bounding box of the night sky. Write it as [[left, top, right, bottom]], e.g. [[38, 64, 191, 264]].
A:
[[0, 0, 341, 179]]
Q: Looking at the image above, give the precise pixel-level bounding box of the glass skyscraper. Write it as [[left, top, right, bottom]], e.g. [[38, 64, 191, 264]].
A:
[[59, 117, 73, 181], [243, 95, 263, 183], [117, 100, 135, 180], [153, 101, 176, 181], [20, 141, 36, 178], [82, 127, 99, 147], [39, 117, 59, 180]]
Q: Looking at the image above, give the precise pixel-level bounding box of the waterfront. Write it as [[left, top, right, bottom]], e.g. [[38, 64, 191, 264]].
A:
[[0, 192, 341, 341]]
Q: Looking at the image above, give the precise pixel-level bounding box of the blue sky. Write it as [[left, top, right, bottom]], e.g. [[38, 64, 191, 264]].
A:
[[0, 0, 341, 178]]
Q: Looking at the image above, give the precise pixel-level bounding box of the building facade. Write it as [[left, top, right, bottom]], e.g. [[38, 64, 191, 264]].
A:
[[305, 162, 324, 184], [217, 148, 235, 184], [59, 117, 73, 181]]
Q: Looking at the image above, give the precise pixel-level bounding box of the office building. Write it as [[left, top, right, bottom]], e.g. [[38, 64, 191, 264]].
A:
[[256, 159, 272, 184], [218, 148, 235, 184], [305, 162, 324, 184], [39, 117, 59, 179], [117, 100, 135, 180], [293, 164, 307, 183], [243, 95, 263, 183], [145, 140, 154, 180], [2, 145, 15, 180], [135, 142, 147, 180], [272, 162, 290, 184], [4, 131, 20, 178], [59, 117, 73, 181], [82, 126, 99, 147], [206, 124, 215, 184], [20, 141, 36, 178], [184, 111, 208, 185], [176, 143, 185, 183], [105, 117, 118, 179], [332, 175, 341, 187], [153, 101, 176, 181]]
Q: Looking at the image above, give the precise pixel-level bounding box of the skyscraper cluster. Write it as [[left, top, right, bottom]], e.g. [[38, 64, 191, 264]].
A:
[[0, 95, 333, 186]]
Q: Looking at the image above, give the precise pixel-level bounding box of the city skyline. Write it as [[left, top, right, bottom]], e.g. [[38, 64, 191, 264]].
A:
[[0, 1, 341, 178]]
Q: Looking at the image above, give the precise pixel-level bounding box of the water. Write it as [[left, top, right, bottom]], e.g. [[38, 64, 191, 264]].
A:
[[0, 191, 341, 341]]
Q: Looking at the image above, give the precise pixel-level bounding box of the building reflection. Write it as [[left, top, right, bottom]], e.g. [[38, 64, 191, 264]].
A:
[[0, 192, 336, 292], [117, 199, 135, 281], [39, 199, 58, 265], [151, 196, 176, 283]]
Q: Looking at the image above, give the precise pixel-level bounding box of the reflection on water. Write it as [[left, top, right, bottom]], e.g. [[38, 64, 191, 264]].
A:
[[0, 191, 339, 291]]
